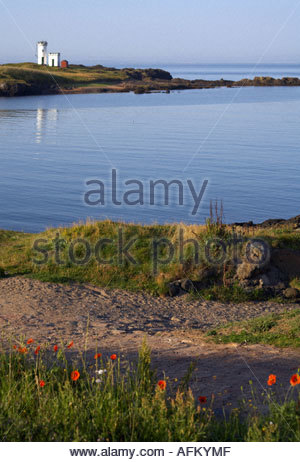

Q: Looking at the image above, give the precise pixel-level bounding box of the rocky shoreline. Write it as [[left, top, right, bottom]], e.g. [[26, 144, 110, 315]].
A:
[[1, 63, 300, 97]]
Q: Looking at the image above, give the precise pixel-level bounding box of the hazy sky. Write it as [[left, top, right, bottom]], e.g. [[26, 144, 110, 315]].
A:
[[0, 0, 299, 65]]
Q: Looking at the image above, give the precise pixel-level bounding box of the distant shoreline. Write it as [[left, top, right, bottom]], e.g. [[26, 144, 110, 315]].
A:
[[1, 62, 300, 97]]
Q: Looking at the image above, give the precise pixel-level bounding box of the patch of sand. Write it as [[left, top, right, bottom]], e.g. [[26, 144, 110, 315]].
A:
[[1, 276, 299, 409]]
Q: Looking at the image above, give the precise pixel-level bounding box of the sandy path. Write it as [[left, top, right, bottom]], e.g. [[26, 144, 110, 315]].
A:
[[0, 276, 299, 409]]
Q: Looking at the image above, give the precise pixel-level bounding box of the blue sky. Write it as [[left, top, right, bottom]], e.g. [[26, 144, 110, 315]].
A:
[[0, 0, 299, 65]]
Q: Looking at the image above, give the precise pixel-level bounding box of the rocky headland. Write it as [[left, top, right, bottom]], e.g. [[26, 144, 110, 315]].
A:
[[0, 63, 300, 97]]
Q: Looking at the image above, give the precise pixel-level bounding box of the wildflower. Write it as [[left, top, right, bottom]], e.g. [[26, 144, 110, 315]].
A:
[[110, 354, 117, 360], [97, 369, 107, 375], [267, 374, 276, 386], [18, 347, 27, 354], [67, 341, 74, 349], [13, 345, 17, 350], [95, 379, 102, 384], [198, 396, 207, 404], [53, 345, 58, 352], [39, 380, 45, 388], [27, 338, 34, 345], [70, 370, 80, 381], [290, 373, 300, 387], [34, 346, 41, 355], [157, 380, 167, 391], [94, 353, 102, 359]]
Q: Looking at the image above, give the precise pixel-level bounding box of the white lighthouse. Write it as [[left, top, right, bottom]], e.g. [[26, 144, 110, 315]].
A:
[[37, 41, 48, 65]]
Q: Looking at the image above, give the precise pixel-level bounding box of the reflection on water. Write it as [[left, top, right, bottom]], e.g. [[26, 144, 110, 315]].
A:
[[36, 108, 58, 144], [0, 86, 300, 233]]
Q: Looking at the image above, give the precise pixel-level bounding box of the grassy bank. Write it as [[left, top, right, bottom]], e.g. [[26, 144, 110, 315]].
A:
[[1, 63, 300, 97], [1, 219, 300, 297], [1, 340, 300, 442], [0, 62, 174, 96], [206, 309, 300, 348]]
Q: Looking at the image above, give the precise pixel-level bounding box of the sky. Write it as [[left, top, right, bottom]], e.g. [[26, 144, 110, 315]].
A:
[[0, 0, 300, 65]]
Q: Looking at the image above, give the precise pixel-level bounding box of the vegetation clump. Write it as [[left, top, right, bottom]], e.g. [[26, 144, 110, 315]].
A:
[[206, 309, 300, 348], [1, 339, 300, 441]]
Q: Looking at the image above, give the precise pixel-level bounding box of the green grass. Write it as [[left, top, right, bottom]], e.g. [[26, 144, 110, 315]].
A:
[[1, 219, 300, 299], [206, 310, 300, 348], [190, 284, 267, 303], [1, 339, 300, 441], [0, 220, 217, 294], [0, 63, 127, 87], [0, 63, 173, 94]]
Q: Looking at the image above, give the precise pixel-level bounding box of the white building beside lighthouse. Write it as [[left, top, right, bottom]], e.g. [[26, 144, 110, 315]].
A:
[[48, 52, 60, 67], [37, 41, 48, 65]]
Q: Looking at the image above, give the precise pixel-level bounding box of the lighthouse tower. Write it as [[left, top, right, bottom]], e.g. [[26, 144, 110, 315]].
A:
[[37, 41, 48, 65]]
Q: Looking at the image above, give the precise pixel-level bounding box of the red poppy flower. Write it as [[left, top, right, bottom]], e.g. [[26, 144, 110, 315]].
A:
[[110, 354, 117, 361], [267, 374, 276, 386], [290, 374, 300, 387], [67, 341, 74, 349], [198, 396, 207, 404], [70, 370, 80, 381], [18, 346, 27, 354], [94, 353, 102, 359], [27, 338, 34, 345], [53, 345, 58, 352], [34, 346, 41, 355], [13, 345, 17, 350], [39, 380, 45, 388], [157, 380, 167, 391]]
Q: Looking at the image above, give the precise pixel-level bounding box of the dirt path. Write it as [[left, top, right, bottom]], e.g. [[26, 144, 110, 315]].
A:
[[1, 276, 300, 409]]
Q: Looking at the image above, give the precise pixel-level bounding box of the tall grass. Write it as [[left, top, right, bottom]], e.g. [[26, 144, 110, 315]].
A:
[[0, 339, 300, 441], [1, 218, 300, 300]]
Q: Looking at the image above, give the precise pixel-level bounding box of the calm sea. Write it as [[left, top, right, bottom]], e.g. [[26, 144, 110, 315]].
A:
[[0, 64, 300, 232]]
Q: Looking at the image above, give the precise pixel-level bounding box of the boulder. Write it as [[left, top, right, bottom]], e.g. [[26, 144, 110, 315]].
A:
[[283, 287, 300, 299], [271, 249, 300, 279], [197, 266, 217, 281], [258, 265, 285, 287], [168, 281, 181, 297], [180, 278, 194, 292], [236, 262, 260, 281]]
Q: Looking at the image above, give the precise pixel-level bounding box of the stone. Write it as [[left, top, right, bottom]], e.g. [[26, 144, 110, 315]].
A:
[[274, 282, 287, 291], [236, 262, 260, 281], [258, 265, 285, 287], [245, 240, 270, 266], [283, 288, 300, 299], [168, 281, 181, 297], [258, 274, 271, 288], [180, 278, 194, 292], [271, 249, 300, 279], [198, 267, 216, 280]]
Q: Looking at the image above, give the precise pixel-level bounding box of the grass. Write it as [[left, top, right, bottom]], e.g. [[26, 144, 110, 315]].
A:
[[190, 284, 267, 303], [206, 309, 300, 348], [1, 219, 300, 298], [1, 339, 300, 442], [0, 63, 173, 94]]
